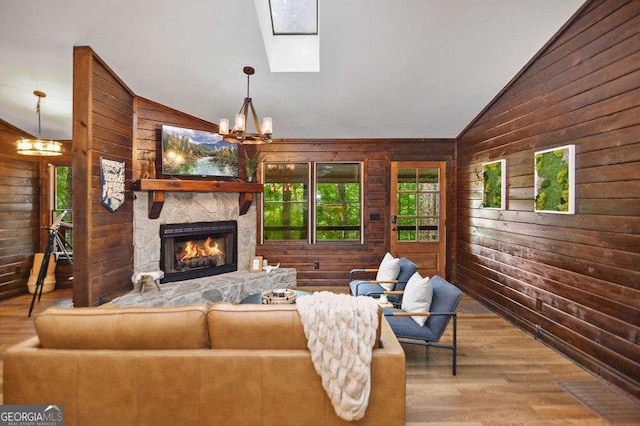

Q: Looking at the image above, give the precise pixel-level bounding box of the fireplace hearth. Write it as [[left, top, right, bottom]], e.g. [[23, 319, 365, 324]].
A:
[[160, 221, 238, 283]]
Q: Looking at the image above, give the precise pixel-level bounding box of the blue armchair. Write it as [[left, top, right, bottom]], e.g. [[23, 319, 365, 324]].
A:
[[349, 257, 417, 306], [383, 275, 463, 375]]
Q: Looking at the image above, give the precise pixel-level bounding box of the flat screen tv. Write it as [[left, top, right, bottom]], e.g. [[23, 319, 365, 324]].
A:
[[160, 125, 239, 178]]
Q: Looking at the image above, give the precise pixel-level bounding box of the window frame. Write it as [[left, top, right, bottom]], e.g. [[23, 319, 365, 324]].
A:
[[395, 166, 441, 242], [49, 163, 73, 250], [260, 161, 364, 244], [261, 161, 311, 242], [312, 161, 363, 244]]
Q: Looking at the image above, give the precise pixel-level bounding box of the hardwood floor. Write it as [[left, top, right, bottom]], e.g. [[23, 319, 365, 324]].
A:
[[405, 297, 639, 425], [1, 289, 638, 424]]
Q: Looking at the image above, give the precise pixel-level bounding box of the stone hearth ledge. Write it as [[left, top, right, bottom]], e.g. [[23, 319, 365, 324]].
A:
[[112, 268, 297, 307]]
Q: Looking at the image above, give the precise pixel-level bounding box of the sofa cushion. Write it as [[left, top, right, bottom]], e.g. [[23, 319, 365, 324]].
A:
[[35, 305, 210, 349], [207, 304, 308, 349], [207, 303, 383, 349]]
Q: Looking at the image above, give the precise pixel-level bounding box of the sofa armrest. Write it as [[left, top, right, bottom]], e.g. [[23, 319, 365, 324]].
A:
[[368, 317, 406, 424], [5, 335, 40, 351], [377, 317, 404, 352]]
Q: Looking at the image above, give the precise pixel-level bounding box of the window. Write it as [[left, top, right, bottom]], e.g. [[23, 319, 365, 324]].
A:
[[263, 162, 362, 243], [315, 163, 361, 241], [263, 163, 309, 241], [52, 165, 73, 246], [396, 167, 440, 242]]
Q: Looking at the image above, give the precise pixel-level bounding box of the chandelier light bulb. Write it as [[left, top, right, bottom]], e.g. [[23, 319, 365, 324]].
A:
[[261, 117, 273, 134], [219, 118, 229, 135], [234, 113, 246, 132]]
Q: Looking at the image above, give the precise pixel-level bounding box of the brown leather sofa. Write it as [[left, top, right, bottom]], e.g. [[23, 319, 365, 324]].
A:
[[4, 303, 406, 426]]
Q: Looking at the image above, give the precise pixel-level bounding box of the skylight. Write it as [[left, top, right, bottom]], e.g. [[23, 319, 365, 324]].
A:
[[255, 0, 320, 72], [269, 0, 318, 35]]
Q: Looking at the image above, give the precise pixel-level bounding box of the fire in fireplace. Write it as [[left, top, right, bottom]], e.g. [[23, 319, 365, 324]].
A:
[[160, 221, 237, 283]]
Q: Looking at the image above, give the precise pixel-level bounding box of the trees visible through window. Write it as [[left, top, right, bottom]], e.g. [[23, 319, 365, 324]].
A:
[[263, 163, 309, 241], [396, 167, 440, 242], [53, 165, 73, 245], [315, 163, 361, 241], [263, 162, 362, 243]]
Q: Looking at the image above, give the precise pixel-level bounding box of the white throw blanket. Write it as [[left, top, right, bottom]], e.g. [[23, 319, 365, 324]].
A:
[[296, 292, 380, 421]]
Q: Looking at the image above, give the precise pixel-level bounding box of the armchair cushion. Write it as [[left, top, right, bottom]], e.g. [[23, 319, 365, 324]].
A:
[[349, 257, 418, 308], [376, 252, 401, 290], [387, 257, 418, 305], [393, 258, 418, 293], [382, 307, 439, 342], [401, 272, 433, 326], [426, 275, 463, 339]]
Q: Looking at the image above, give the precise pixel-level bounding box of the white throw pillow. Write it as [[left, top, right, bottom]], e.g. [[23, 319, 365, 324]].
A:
[[376, 252, 400, 291], [401, 272, 433, 326]]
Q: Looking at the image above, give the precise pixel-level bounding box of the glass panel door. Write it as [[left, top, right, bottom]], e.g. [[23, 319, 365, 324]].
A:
[[391, 161, 446, 277]]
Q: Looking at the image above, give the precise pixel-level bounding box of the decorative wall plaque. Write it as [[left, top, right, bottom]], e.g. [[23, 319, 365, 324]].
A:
[[100, 157, 126, 212]]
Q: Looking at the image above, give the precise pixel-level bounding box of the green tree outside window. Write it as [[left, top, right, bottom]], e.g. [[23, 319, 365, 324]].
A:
[[263, 162, 362, 243], [54, 165, 73, 245]]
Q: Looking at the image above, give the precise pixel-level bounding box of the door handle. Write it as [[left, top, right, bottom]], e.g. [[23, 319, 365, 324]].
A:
[[391, 215, 397, 224]]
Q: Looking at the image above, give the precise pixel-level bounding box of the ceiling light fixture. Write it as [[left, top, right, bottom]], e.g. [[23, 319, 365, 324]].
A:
[[219, 66, 272, 144], [16, 91, 62, 156]]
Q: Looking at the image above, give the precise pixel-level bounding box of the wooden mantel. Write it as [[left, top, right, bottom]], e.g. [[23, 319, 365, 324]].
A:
[[132, 179, 264, 219]]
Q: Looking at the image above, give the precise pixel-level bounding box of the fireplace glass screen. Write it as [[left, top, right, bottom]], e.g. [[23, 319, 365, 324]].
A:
[[160, 221, 237, 283]]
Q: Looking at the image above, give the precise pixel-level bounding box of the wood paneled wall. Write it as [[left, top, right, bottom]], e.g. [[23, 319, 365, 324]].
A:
[[0, 120, 72, 300], [0, 120, 39, 300], [456, 0, 639, 397], [133, 97, 219, 180], [256, 138, 455, 287], [131, 106, 455, 288], [72, 46, 134, 307]]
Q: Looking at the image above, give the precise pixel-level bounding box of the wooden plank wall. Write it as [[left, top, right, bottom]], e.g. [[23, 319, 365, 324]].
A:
[[0, 119, 72, 300], [72, 46, 134, 306], [131, 107, 455, 288], [256, 138, 455, 287], [133, 97, 219, 180], [456, 0, 639, 397], [0, 120, 39, 300]]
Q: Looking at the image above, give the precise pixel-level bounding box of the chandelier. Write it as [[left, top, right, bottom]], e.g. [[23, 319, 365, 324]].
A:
[[16, 91, 62, 156], [219, 66, 272, 144]]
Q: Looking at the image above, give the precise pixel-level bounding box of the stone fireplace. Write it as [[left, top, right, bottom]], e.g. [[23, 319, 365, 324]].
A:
[[114, 190, 296, 307], [133, 191, 256, 277]]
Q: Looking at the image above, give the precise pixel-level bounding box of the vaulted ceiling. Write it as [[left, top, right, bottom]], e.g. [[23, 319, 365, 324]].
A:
[[0, 0, 584, 141]]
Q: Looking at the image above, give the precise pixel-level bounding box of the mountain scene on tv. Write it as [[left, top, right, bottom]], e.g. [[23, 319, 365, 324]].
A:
[[161, 125, 239, 177]]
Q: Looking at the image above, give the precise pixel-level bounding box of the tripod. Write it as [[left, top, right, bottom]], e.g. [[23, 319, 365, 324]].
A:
[[28, 211, 73, 317]]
